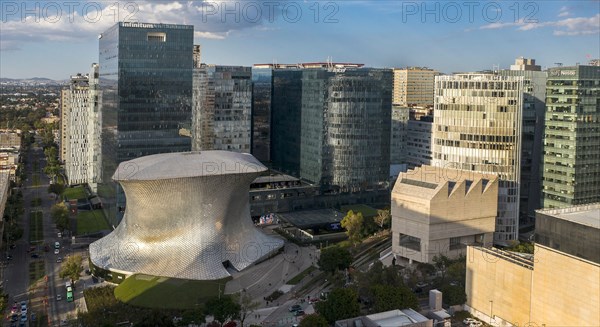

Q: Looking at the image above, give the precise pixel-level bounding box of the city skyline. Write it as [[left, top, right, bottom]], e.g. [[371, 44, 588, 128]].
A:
[[0, 0, 599, 80]]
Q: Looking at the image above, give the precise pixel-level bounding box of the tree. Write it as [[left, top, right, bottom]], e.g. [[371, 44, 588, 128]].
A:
[[177, 309, 206, 327], [432, 254, 451, 281], [441, 285, 467, 306], [232, 291, 260, 327], [371, 285, 418, 312], [204, 296, 241, 327], [447, 257, 466, 283], [373, 209, 391, 229], [59, 254, 83, 282], [299, 314, 328, 327], [51, 202, 69, 231], [48, 182, 65, 196], [315, 288, 360, 324], [341, 210, 364, 245], [134, 309, 175, 327], [318, 246, 352, 274], [507, 241, 534, 254]]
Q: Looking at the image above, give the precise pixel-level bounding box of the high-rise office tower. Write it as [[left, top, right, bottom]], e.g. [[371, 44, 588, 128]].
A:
[[391, 105, 409, 165], [271, 64, 392, 192], [251, 65, 273, 163], [98, 22, 194, 225], [60, 64, 102, 191], [541, 65, 600, 208], [192, 65, 252, 152], [498, 58, 547, 226], [406, 115, 433, 169], [393, 67, 439, 106], [432, 74, 524, 244]]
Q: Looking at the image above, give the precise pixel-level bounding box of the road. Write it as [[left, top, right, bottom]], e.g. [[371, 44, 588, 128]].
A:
[[3, 139, 81, 327]]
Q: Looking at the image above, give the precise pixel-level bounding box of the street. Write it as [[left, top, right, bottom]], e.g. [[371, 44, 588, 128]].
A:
[[3, 138, 83, 327]]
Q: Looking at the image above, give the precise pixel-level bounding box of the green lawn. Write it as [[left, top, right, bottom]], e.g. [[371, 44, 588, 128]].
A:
[[29, 211, 44, 243], [288, 265, 317, 285], [341, 204, 379, 218], [114, 274, 231, 309], [63, 186, 87, 200], [76, 210, 110, 235], [28, 260, 45, 286]]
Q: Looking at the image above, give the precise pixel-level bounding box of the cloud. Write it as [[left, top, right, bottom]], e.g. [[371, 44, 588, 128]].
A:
[[479, 14, 600, 36], [0, 0, 278, 51], [558, 6, 570, 17]]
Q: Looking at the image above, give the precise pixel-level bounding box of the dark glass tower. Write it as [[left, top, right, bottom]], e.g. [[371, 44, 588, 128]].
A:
[[251, 66, 273, 163], [271, 67, 392, 193], [98, 22, 194, 225]]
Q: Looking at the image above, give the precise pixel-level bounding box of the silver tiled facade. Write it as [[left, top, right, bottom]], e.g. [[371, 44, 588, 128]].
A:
[[89, 151, 284, 280]]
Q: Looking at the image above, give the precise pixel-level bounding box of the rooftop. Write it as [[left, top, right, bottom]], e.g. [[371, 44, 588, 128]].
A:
[[536, 204, 600, 229], [277, 209, 345, 229], [112, 151, 266, 181]]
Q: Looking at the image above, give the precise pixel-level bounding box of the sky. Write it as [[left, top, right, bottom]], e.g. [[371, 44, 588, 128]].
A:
[[0, 0, 599, 79]]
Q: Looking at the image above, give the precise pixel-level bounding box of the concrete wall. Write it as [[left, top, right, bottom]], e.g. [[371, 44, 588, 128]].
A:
[[530, 245, 600, 326], [466, 246, 533, 325], [466, 244, 600, 326]]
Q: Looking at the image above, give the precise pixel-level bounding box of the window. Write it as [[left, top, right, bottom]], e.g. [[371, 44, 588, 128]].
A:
[[399, 234, 421, 252], [474, 234, 484, 245], [147, 32, 166, 42], [449, 237, 463, 250]]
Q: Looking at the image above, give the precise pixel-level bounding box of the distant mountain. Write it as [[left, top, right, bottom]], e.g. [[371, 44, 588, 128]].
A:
[[0, 77, 67, 85]]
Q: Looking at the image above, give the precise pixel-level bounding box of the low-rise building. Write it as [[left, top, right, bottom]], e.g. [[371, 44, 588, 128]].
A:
[[335, 309, 432, 327], [466, 203, 600, 326], [391, 165, 498, 264]]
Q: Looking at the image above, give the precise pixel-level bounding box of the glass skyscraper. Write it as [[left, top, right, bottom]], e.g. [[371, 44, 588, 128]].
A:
[[98, 22, 194, 225], [192, 65, 252, 152], [542, 65, 600, 208], [271, 66, 392, 193], [251, 65, 273, 163]]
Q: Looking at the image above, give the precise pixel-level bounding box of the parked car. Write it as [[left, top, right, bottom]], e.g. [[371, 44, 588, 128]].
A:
[[288, 304, 302, 312], [31, 253, 40, 259], [31, 313, 37, 322], [56, 294, 62, 301], [20, 313, 27, 322], [54, 249, 60, 255], [294, 310, 305, 317], [57, 257, 62, 263]]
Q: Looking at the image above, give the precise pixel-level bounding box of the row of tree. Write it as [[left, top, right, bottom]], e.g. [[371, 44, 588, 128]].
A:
[[341, 209, 390, 245]]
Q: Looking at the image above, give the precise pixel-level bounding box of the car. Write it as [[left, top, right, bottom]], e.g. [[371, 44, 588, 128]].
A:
[[294, 310, 305, 316], [20, 313, 27, 322], [10, 314, 19, 322], [308, 297, 320, 304], [20, 307, 27, 315], [11, 303, 18, 313], [31, 313, 37, 322], [56, 294, 62, 301], [288, 304, 302, 312], [6, 254, 13, 260], [463, 318, 477, 325], [58, 232, 62, 238], [54, 249, 60, 255], [20, 301, 27, 309], [57, 257, 62, 263], [31, 253, 40, 259], [416, 282, 429, 288], [9, 244, 16, 249], [54, 241, 60, 249]]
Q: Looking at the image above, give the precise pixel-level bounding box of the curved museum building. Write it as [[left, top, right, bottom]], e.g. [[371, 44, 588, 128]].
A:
[[89, 151, 284, 281]]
